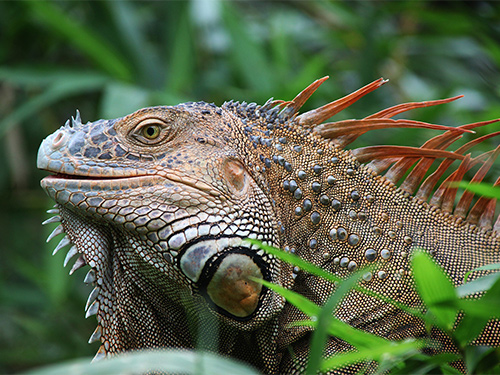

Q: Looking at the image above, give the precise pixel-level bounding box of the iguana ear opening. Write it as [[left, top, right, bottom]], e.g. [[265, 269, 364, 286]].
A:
[[223, 159, 249, 195]]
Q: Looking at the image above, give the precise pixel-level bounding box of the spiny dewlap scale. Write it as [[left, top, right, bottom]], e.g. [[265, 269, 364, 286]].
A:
[[38, 77, 500, 373]]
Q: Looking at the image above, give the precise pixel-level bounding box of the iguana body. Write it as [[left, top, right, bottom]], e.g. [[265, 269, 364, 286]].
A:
[[37, 77, 500, 373]]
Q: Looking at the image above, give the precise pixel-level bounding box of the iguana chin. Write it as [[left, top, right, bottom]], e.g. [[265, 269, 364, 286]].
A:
[[37, 76, 500, 373]]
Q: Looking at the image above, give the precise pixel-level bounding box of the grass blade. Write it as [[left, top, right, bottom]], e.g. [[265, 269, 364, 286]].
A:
[[27, 1, 132, 81], [412, 250, 458, 331]]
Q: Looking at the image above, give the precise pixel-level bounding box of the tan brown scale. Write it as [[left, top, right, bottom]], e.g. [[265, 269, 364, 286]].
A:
[[38, 77, 500, 374]]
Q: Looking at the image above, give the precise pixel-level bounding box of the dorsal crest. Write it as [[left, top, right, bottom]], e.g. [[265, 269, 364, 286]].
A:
[[231, 77, 500, 232]]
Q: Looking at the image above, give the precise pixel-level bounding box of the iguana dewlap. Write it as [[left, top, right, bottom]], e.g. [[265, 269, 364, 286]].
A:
[[37, 77, 500, 373]]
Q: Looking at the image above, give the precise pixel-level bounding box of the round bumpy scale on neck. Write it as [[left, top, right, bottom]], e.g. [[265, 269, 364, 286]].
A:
[[347, 234, 360, 246], [309, 239, 318, 249], [377, 270, 387, 280], [337, 227, 347, 241], [329, 228, 337, 240], [303, 199, 312, 212], [347, 261, 357, 272], [362, 272, 373, 282], [206, 253, 264, 318], [380, 249, 391, 260], [313, 165, 323, 174], [294, 188, 303, 200], [351, 190, 360, 201], [331, 199, 341, 211], [365, 249, 377, 262], [311, 212, 320, 225]]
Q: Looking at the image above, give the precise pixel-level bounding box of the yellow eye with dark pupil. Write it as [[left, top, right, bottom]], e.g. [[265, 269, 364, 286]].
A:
[[142, 125, 160, 139]]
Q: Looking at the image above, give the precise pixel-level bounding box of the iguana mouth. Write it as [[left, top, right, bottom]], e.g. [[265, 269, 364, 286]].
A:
[[42, 173, 140, 183]]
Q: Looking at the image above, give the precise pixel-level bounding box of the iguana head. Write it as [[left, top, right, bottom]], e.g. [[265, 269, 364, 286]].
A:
[[38, 101, 290, 356]]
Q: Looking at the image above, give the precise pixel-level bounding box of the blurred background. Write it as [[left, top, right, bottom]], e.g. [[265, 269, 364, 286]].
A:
[[0, 1, 499, 372]]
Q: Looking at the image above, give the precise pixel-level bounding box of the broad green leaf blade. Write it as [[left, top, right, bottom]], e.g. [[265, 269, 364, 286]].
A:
[[457, 272, 500, 297], [454, 182, 500, 200], [167, 6, 196, 93], [320, 340, 422, 372], [295, 317, 389, 350], [0, 67, 108, 87], [412, 251, 458, 331], [257, 279, 320, 317], [221, 2, 275, 94], [453, 269, 500, 346], [23, 350, 259, 375], [27, 1, 132, 81], [246, 239, 340, 283], [463, 263, 500, 283]]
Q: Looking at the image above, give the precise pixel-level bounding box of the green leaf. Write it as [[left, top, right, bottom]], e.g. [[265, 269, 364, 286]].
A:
[[412, 250, 458, 331], [320, 339, 422, 372], [106, 1, 163, 88], [23, 349, 259, 375], [454, 270, 500, 346], [221, 2, 275, 94], [27, 1, 132, 81], [257, 279, 320, 318], [457, 272, 500, 297], [452, 182, 500, 200], [463, 263, 500, 283], [166, 7, 195, 93], [257, 279, 388, 351]]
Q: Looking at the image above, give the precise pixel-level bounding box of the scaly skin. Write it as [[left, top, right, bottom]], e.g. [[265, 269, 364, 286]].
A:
[[38, 79, 500, 373]]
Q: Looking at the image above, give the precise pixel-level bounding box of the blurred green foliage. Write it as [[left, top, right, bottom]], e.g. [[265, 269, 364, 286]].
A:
[[0, 0, 499, 373]]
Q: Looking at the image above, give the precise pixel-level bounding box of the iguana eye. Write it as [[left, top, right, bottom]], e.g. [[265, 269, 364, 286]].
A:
[[131, 118, 169, 144], [142, 124, 160, 139]]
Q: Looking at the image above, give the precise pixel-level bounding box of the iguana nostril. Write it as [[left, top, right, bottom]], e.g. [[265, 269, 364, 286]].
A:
[[206, 253, 263, 318], [52, 131, 66, 150]]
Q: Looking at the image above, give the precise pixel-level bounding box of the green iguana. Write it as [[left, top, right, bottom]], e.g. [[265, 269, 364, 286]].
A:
[[37, 77, 500, 373]]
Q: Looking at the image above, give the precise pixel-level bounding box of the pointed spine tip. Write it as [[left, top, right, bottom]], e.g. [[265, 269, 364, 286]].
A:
[[63, 245, 78, 267], [91, 346, 106, 362], [84, 269, 97, 285], [88, 326, 102, 344], [52, 235, 71, 256], [42, 216, 61, 226], [85, 287, 100, 311], [46, 225, 64, 243], [86, 300, 99, 318], [69, 256, 86, 275]]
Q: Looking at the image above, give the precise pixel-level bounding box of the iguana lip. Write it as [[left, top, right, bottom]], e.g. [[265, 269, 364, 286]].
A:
[[43, 173, 137, 181]]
